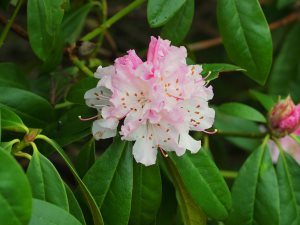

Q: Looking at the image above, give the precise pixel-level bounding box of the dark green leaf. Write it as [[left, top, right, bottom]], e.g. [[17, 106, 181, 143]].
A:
[[29, 199, 82, 225], [147, 0, 186, 27], [66, 77, 98, 105], [249, 90, 276, 111], [62, 3, 93, 44], [75, 138, 96, 178], [218, 103, 266, 123], [170, 150, 232, 220], [65, 184, 87, 225], [217, 0, 272, 85], [26, 149, 69, 211], [226, 143, 280, 225], [201, 63, 245, 82], [27, 0, 67, 61], [277, 0, 297, 9], [164, 157, 207, 225], [0, 106, 29, 133], [83, 139, 133, 225], [0, 149, 32, 225], [215, 108, 261, 151], [50, 106, 95, 145], [0, 87, 54, 128], [161, 0, 194, 45], [276, 151, 300, 225], [35, 135, 104, 225], [0, 63, 29, 89], [269, 24, 300, 102], [129, 163, 162, 225]]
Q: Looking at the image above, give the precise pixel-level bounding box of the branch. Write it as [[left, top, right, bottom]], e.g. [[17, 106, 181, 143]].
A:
[[188, 12, 300, 51]]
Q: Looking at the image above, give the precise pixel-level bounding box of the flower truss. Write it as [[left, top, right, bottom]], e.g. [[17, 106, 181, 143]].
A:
[[84, 36, 215, 166]]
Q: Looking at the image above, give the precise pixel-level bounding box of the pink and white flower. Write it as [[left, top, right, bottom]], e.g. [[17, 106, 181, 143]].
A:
[[84, 36, 215, 166]]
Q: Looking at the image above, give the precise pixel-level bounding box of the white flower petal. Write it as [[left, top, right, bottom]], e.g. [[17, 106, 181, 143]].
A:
[[94, 65, 115, 79], [132, 138, 157, 166], [179, 132, 201, 153], [92, 118, 118, 140]]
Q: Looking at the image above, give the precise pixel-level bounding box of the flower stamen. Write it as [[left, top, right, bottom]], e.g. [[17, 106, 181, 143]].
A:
[[78, 115, 98, 121]]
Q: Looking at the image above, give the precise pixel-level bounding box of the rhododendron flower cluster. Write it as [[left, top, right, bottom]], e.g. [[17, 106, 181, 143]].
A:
[[84, 37, 215, 166]]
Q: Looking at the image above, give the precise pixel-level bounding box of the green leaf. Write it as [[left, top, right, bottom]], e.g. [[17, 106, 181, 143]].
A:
[[35, 135, 104, 225], [62, 3, 93, 44], [66, 77, 98, 105], [0, 87, 54, 128], [0, 149, 32, 225], [226, 142, 280, 225], [50, 106, 95, 146], [276, 151, 300, 225], [218, 102, 266, 123], [0, 139, 20, 152], [0, 106, 29, 133], [129, 163, 162, 225], [26, 148, 69, 211], [249, 90, 276, 111], [170, 150, 232, 220], [29, 199, 82, 225], [65, 184, 87, 225], [83, 139, 133, 225], [277, 0, 297, 9], [201, 63, 245, 82], [0, 63, 29, 89], [217, 0, 272, 85], [147, 0, 186, 28], [161, 0, 194, 45], [214, 108, 261, 151], [75, 138, 96, 178], [27, 0, 67, 61], [269, 24, 300, 102], [164, 157, 207, 225]]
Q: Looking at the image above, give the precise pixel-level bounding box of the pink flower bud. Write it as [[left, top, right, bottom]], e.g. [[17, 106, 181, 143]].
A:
[[269, 96, 300, 137]]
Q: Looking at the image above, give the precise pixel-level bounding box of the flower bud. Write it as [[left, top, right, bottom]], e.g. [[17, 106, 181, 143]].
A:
[[269, 96, 300, 137]]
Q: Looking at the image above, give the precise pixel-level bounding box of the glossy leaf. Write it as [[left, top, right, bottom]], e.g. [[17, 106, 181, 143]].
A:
[[215, 108, 261, 151], [0, 63, 29, 89], [65, 184, 87, 225], [161, 0, 194, 45], [62, 3, 93, 44], [0, 149, 32, 225], [201, 63, 245, 82], [0, 106, 29, 133], [36, 135, 104, 225], [66, 77, 98, 105], [27, 0, 67, 61], [147, 0, 186, 28], [29, 199, 82, 225], [27, 148, 69, 211], [226, 143, 280, 225], [75, 138, 96, 178], [170, 150, 231, 220], [164, 157, 206, 225], [276, 151, 300, 225], [217, 0, 272, 85], [83, 139, 133, 225], [269, 24, 300, 102], [50, 106, 95, 146], [249, 90, 276, 111], [0, 87, 54, 128], [129, 163, 162, 225], [218, 102, 266, 123]]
